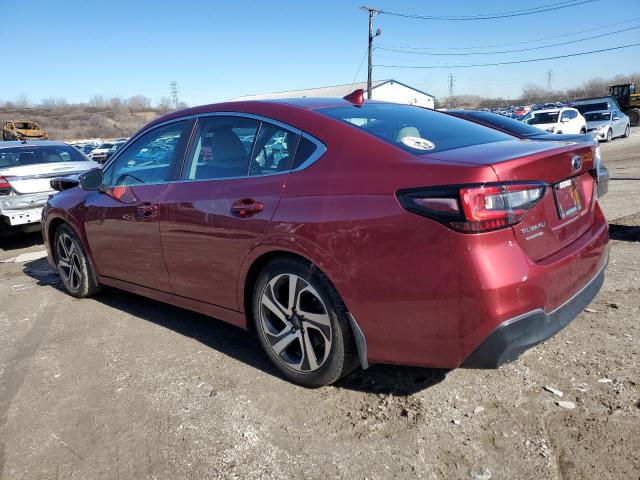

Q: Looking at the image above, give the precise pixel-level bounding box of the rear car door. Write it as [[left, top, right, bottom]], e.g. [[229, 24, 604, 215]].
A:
[[83, 119, 193, 291], [611, 111, 624, 137], [161, 114, 303, 310]]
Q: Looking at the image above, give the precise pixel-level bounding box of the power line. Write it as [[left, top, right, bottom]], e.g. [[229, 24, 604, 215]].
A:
[[378, 0, 598, 21], [375, 24, 640, 56], [374, 43, 640, 69], [377, 16, 640, 51], [377, 17, 640, 50], [349, 47, 369, 90]]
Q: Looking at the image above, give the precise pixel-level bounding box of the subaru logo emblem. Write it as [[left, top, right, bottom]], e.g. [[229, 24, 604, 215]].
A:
[[571, 155, 582, 171]]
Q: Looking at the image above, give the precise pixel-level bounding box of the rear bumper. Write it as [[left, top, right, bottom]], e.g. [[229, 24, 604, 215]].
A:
[[462, 251, 607, 368], [0, 192, 51, 226]]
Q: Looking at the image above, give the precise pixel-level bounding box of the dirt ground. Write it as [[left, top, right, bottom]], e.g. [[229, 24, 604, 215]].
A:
[[1, 131, 638, 480]]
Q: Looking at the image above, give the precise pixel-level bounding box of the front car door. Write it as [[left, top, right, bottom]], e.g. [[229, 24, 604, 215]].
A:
[[161, 114, 304, 310], [83, 119, 193, 291]]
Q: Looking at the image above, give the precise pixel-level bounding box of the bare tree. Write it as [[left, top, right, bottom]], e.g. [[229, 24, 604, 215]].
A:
[[15, 94, 30, 108], [89, 95, 108, 108], [157, 96, 173, 111], [127, 95, 151, 110]]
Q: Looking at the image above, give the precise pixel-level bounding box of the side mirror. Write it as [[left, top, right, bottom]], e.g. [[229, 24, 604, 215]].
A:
[[79, 168, 104, 191], [561, 117, 570, 123], [612, 116, 620, 121]]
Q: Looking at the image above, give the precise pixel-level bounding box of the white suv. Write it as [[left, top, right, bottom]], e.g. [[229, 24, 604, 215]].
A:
[[523, 107, 587, 135]]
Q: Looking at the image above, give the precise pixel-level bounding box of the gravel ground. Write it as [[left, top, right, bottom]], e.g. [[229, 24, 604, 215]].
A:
[[0, 130, 638, 480]]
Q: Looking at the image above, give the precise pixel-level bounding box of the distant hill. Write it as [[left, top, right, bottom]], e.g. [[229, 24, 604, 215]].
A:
[[0, 105, 167, 141]]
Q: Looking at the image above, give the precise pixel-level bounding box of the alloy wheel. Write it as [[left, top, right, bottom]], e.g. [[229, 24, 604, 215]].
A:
[[259, 273, 332, 373], [56, 233, 83, 291]]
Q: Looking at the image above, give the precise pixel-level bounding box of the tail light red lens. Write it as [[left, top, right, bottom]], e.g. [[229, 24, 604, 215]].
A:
[[397, 182, 546, 233], [0, 175, 13, 191]]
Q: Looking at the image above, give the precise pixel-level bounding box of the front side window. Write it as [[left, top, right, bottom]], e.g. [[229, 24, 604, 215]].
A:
[[318, 103, 513, 154], [105, 120, 190, 186]]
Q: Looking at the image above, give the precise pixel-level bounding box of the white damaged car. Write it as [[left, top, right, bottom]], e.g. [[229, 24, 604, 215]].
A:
[[0, 141, 98, 234]]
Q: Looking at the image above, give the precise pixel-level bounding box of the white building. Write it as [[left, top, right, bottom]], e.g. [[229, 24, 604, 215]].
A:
[[234, 79, 435, 109]]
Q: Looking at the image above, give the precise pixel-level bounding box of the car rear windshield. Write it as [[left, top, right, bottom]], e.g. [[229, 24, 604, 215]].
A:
[[584, 112, 611, 121], [0, 145, 87, 168], [318, 103, 514, 154], [528, 112, 559, 125], [574, 102, 610, 114]]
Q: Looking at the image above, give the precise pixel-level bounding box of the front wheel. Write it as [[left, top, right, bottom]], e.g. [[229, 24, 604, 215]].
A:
[[54, 224, 100, 298], [624, 125, 630, 138], [252, 257, 357, 387]]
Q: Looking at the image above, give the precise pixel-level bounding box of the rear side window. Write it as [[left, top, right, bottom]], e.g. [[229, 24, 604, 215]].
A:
[[318, 103, 513, 154], [248, 122, 300, 176], [184, 116, 260, 180]]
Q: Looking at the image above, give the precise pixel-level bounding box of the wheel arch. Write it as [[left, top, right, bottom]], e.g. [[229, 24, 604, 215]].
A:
[[47, 214, 99, 286], [238, 245, 369, 370]]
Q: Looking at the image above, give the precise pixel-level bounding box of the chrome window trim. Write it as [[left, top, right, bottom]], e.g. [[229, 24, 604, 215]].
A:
[[101, 111, 326, 187]]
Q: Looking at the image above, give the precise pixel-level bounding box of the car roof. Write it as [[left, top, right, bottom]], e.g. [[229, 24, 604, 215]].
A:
[[143, 98, 390, 131], [0, 140, 68, 149], [532, 108, 564, 114]]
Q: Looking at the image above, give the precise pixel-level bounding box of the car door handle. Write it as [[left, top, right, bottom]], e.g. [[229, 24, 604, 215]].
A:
[[136, 203, 159, 218], [231, 199, 264, 218]]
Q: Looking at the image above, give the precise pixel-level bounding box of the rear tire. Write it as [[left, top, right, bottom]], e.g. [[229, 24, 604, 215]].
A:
[[627, 108, 640, 127], [580, 128, 587, 134], [624, 125, 631, 138], [252, 257, 357, 387], [54, 224, 101, 298]]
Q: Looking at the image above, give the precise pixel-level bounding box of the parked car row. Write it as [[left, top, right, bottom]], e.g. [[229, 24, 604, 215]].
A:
[[68, 138, 128, 164], [489, 95, 631, 143]]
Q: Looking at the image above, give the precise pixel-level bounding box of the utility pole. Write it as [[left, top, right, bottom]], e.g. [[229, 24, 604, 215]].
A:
[[448, 73, 455, 97], [170, 81, 179, 110], [360, 6, 381, 99], [546, 70, 553, 91]]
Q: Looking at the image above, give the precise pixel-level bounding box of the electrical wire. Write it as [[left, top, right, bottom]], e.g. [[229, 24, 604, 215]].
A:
[[378, 0, 598, 21], [374, 43, 640, 69], [376, 25, 640, 56], [376, 16, 640, 50]]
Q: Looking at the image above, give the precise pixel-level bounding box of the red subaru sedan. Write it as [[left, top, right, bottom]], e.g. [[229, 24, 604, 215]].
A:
[[42, 93, 608, 387]]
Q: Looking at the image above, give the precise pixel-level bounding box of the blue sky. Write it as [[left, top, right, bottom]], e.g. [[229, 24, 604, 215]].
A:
[[1, 0, 638, 105]]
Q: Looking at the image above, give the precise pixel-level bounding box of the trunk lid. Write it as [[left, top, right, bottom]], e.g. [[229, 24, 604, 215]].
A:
[[0, 161, 96, 194], [427, 139, 597, 261]]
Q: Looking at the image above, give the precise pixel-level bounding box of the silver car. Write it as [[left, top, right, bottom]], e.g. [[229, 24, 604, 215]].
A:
[[584, 109, 631, 142], [0, 141, 98, 234]]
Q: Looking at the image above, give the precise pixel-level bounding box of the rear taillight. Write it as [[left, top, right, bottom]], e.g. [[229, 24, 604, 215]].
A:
[[397, 182, 546, 233], [0, 175, 12, 193]]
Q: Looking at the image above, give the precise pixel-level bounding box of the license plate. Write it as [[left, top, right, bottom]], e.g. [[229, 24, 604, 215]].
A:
[[554, 178, 582, 219]]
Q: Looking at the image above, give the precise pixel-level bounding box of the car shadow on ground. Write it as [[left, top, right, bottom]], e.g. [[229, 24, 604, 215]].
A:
[[609, 223, 640, 242], [0, 232, 43, 252], [22, 257, 446, 395]]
